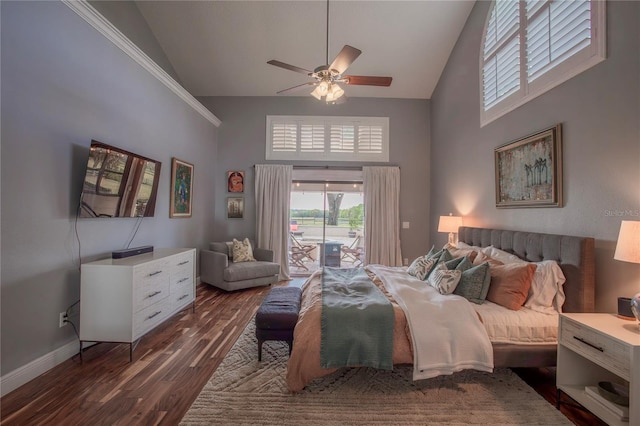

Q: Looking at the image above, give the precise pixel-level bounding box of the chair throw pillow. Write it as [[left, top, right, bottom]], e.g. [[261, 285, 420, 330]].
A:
[[232, 238, 256, 263], [427, 263, 462, 295]]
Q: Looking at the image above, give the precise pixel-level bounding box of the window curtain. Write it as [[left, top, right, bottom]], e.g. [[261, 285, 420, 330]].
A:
[[362, 166, 402, 266], [255, 164, 292, 280]]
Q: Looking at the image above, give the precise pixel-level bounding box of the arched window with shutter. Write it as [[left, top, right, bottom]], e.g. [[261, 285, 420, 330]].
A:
[[480, 0, 606, 127]]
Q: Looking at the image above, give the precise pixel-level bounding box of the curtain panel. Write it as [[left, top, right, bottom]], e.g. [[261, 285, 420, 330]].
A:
[[363, 166, 403, 266], [255, 164, 292, 280]]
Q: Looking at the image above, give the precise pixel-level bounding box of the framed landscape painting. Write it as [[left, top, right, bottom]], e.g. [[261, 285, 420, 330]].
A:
[[495, 124, 563, 208], [170, 158, 193, 218]]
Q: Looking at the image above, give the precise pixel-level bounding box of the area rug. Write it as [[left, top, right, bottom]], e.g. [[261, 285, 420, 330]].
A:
[[181, 321, 571, 425]]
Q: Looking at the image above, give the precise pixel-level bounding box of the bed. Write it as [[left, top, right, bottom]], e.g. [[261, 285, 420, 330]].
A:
[[286, 226, 595, 392]]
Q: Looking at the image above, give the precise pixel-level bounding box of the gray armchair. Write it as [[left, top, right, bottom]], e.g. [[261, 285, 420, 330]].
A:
[[201, 241, 280, 291]]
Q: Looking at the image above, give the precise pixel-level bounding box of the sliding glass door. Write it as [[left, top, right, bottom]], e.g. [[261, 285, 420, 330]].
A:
[[289, 182, 364, 276]]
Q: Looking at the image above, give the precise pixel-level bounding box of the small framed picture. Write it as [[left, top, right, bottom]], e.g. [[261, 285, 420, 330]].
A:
[[170, 158, 194, 218], [227, 170, 244, 193], [227, 197, 244, 219]]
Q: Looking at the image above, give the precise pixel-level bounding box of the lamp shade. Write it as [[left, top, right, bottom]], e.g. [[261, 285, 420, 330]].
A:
[[438, 215, 462, 234], [614, 220, 640, 264]]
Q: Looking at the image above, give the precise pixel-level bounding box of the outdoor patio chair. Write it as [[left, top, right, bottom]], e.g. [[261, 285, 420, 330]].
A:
[[341, 235, 364, 267], [290, 232, 315, 262]]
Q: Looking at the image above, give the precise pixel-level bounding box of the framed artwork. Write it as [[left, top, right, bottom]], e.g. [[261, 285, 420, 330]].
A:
[[495, 124, 563, 208], [227, 170, 244, 193], [227, 197, 244, 219], [170, 158, 194, 218]]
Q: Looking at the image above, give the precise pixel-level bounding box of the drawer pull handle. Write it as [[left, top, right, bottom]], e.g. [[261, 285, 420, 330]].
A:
[[178, 294, 189, 301], [178, 261, 190, 266], [147, 311, 162, 320], [147, 290, 162, 298], [178, 277, 190, 283], [573, 336, 604, 352], [148, 270, 163, 277]]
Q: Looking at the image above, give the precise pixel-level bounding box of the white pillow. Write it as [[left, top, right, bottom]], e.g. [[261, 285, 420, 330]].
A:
[[407, 256, 437, 280], [427, 263, 462, 295], [457, 241, 484, 251], [524, 260, 566, 314], [482, 246, 527, 265]]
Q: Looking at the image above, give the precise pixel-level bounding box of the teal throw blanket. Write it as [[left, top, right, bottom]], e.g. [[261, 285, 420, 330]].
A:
[[320, 268, 394, 370]]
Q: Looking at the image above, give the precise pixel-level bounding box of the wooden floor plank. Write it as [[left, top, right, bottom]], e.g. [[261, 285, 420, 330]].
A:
[[1, 282, 601, 425]]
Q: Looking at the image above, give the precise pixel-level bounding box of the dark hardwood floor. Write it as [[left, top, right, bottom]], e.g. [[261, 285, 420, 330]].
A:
[[1, 282, 604, 425]]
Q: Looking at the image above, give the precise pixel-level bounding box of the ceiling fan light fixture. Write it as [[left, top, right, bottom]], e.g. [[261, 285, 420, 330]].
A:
[[331, 83, 344, 99], [310, 86, 323, 100], [318, 80, 329, 95]]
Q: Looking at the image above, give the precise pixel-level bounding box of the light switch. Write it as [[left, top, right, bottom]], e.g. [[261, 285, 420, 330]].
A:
[[402, 222, 410, 229]]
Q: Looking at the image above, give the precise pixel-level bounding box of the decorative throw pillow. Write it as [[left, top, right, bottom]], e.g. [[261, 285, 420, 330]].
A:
[[486, 263, 537, 311], [423, 249, 453, 281], [482, 246, 527, 265], [472, 251, 504, 267], [444, 256, 466, 270], [524, 260, 566, 313], [444, 244, 478, 263], [453, 262, 491, 304], [427, 263, 462, 295], [407, 256, 437, 280], [232, 238, 256, 263], [445, 255, 473, 272]]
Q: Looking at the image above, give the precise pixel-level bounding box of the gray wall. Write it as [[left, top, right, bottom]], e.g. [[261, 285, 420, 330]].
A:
[[1, 2, 218, 375], [88, 0, 182, 84], [430, 0, 640, 312], [198, 97, 430, 263]]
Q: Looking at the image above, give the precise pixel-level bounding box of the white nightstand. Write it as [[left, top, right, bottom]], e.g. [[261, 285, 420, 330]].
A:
[[557, 313, 640, 425]]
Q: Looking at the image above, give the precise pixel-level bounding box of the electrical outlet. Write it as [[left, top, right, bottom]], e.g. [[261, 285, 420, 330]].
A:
[[403, 258, 409, 266], [59, 312, 68, 328]]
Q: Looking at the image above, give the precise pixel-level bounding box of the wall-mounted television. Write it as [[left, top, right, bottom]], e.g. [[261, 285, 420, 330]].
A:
[[79, 140, 161, 218]]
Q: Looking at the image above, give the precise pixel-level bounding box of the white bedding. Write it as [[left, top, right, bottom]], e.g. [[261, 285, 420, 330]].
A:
[[473, 301, 559, 344], [367, 265, 494, 380]]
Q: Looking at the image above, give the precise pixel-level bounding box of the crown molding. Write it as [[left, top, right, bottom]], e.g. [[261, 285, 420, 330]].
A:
[[62, 0, 221, 127]]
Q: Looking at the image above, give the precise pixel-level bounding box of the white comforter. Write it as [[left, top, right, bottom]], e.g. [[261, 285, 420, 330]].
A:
[[367, 265, 494, 380]]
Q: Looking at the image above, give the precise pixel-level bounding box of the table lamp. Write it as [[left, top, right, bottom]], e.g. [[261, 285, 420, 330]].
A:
[[614, 220, 640, 326], [438, 213, 463, 245]]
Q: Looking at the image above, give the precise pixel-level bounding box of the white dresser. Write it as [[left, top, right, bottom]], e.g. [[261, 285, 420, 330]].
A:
[[557, 313, 640, 425], [80, 248, 196, 360]]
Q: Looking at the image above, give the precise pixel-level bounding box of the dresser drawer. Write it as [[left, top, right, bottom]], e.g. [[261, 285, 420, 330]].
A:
[[133, 262, 170, 313], [171, 251, 194, 270], [133, 298, 170, 339], [560, 317, 630, 380], [170, 285, 194, 313]]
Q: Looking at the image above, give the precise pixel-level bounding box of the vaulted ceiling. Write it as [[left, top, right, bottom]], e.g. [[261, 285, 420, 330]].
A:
[[134, 1, 475, 99]]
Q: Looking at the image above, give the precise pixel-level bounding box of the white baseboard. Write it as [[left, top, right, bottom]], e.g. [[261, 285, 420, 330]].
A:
[[0, 339, 79, 397], [1, 276, 202, 397]]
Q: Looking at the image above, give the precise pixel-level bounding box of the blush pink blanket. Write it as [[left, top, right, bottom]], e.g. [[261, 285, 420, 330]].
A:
[[286, 269, 413, 392]]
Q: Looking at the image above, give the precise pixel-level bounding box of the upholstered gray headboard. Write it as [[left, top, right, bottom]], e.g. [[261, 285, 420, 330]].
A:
[[458, 227, 595, 313]]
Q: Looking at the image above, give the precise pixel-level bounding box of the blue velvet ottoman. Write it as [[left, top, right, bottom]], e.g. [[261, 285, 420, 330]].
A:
[[255, 286, 302, 361]]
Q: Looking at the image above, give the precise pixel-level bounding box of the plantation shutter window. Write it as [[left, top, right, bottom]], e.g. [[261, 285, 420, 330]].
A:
[[480, 0, 605, 127], [271, 122, 297, 152], [526, 0, 593, 82], [266, 116, 389, 162], [330, 125, 356, 153]]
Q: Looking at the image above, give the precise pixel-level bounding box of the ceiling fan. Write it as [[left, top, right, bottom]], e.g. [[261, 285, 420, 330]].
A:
[[267, 0, 392, 104]]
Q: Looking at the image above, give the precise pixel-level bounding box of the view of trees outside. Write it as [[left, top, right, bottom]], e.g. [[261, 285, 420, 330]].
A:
[[290, 191, 364, 230]]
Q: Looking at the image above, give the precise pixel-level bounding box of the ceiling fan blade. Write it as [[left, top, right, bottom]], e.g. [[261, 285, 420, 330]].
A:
[[267, 60, 314, 76], [276, 81, 316, 94], [328, 45, 362, 74], [343, 75, 393, 87]]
